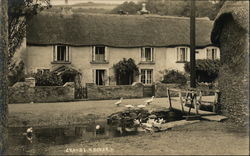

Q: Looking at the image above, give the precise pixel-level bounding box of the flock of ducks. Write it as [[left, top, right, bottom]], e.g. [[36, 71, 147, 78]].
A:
[[115, 96, 155, 109], [22, 96, 156, 143]]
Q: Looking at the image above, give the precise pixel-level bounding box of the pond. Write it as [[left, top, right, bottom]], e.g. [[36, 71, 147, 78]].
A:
[[7, 109, 184, 155]]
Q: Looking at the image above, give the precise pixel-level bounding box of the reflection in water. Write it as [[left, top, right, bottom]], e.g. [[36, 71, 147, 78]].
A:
[[8, 109, 184, 155]]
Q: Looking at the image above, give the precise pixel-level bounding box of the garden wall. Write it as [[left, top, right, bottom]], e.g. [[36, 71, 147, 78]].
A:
[[154, 82, 216, 98], [9, 78, 75, 103], [86, 82, 144, 100], [154, 82, 187, 97]]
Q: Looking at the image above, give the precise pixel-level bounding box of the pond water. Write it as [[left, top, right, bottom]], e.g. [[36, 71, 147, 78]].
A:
[[8, 109, 184, 155]]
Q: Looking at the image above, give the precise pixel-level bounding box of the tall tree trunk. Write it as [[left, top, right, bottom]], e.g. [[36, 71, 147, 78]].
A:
[[0, 0, 9, 154]]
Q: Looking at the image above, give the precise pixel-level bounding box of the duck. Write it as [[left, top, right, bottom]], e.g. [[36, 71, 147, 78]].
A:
[[125, 104, 134, 109], [145, 96, 155, 105], [22, 127, 33, 143], [137, 104, 146, 108], [115, 97, 123, 106]]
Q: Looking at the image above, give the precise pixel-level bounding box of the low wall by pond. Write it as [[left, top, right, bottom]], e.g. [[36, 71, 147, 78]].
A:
[[86, 82, 144, 100], [154, 82, 216, 97], [9, 78, 75, 103], [154, 82, 187, 97]]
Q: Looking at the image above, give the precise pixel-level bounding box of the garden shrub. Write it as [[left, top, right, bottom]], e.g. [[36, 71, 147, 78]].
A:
[[113, 58, 139, 85], [161, 70, 187, 84], [32, 71, 63, 86], [184, 59, 220, 83]]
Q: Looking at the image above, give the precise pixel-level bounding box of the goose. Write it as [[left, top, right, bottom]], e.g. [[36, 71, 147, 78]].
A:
[[145, 96, 154, 105], [115, 97, 123, 106]]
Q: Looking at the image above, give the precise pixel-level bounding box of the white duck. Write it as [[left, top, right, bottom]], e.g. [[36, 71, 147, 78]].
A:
[[125, 104, 134, 109], [137, 104, 146, 108], [115, 97, 123, 106], [145, 96, 155, 105], [23, 127, 33, 143]]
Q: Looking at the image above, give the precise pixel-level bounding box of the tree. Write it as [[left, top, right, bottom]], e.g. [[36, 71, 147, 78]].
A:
[[110, 1, 140, 14], [7, 0, 51, 85], [110, 0, 225, 20], [0, 0, 8, 154]]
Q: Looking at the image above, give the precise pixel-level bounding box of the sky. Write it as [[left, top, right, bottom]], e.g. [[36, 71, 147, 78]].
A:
[[50, 0, 139, 5]]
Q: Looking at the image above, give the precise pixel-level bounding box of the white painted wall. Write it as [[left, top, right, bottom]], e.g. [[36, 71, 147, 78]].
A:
[[25, 45, 220, 86]]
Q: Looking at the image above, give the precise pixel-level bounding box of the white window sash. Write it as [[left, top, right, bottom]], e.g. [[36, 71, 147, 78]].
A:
[[141, 48, 153, 62], [65, 46, 69, 61], [141, 48, 145, 61], [92, 46, 96, 61], [177, 48, 179, 61], [151, 48, 154, 61], [54, 46, 58, 61], [93, 69, 96, 84], [141, 69, 153, 84], [104, 46, 108, 61]]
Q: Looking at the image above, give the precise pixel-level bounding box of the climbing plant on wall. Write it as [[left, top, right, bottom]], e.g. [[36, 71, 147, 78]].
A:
[[113, 58, 139, 85], [184, 59, 220, 82]]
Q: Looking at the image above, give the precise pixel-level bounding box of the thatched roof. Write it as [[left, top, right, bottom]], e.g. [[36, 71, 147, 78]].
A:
[[27, 12, 215, 48], [211, 1, 249, 44]]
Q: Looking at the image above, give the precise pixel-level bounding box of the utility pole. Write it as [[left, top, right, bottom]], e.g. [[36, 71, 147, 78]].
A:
[[190, 0, 196, 88]]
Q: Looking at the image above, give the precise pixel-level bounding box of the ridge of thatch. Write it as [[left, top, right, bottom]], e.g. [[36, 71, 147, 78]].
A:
[[27, 12, 215, 48], [211, 1, 249, 44]]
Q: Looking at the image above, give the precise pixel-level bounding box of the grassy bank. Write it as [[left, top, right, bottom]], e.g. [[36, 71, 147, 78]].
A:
[[9, 97, 170, 127]]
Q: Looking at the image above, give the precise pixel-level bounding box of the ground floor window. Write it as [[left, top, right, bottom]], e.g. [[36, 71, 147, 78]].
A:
[[207, 48, 218, 60], [94, 69, 106, 85], [141, 69, 153, 84]]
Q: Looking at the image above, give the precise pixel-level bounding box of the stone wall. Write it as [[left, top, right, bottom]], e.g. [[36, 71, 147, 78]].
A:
[[9, 82, 35, 103], [86, 82, 144, 100], [9, 79, 75, 103], [154, 82, 187, 97], [34, 82, 75, 103]]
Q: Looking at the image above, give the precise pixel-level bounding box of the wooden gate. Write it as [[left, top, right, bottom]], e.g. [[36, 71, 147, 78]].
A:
[[75, 87, 87, 99], [143, 85, 155, 97]]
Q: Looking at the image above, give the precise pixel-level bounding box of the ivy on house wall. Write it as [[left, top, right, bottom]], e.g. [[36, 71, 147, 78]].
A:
[[113, 58, 139, 85]]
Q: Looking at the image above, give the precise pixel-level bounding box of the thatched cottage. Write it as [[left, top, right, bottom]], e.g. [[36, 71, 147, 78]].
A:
[[211, 1, 249, 126], [25, 12, 220, 86]]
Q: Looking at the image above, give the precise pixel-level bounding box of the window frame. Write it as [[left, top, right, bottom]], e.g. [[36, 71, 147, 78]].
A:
[[206, 47, 218, 60], [141, 47, 154, 62], [92, 46, 108, 63], [177, 47, 188, 62], [92, 69, 109, 86], [140, 69, 153, 85], [53, 45, 70, 62]]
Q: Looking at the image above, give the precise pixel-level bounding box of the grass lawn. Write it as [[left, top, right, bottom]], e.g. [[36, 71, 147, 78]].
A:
[[9, 97, 170, 127]]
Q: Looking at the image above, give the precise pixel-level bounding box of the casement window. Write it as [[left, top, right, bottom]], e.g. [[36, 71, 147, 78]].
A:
[[140, 69, 153, 84], [141, 47, 154, 62], [207, 48, 218, 60], [92, 46, 108, 62], [177, 47, 188, 62], [93, 69, 107, 85], [53, 45, 69, 62]]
